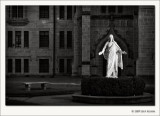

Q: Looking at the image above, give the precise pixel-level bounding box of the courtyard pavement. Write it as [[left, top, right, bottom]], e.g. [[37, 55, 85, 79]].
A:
[[7, 94, 89, 105]]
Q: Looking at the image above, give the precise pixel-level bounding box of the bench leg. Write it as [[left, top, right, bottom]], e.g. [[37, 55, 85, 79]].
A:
[[41, 83, 47, 90], [25, 84, 31, 91]]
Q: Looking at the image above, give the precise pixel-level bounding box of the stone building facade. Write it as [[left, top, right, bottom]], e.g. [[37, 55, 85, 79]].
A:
[[6, 6, 155, 77]]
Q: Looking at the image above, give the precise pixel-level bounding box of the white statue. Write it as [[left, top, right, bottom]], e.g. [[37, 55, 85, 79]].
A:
[[98, 34, 127, 78]]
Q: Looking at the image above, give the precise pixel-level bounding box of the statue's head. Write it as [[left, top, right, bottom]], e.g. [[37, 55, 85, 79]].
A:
[[109, 34, 114, 42]]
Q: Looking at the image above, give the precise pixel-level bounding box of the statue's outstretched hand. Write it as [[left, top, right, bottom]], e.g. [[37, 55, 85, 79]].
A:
[[99, 51, 103, 55], [122, 51, 127, 55]]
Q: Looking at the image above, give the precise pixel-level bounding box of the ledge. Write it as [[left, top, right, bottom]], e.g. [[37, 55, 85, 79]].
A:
[[7, 18, 29, 26], [72, 92, 154, 105]]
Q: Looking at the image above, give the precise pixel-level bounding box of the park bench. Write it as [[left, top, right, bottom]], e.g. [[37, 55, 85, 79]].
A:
[[22, 82, 49, 91]]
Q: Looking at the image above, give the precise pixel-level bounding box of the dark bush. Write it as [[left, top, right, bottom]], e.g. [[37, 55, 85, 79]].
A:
[[81, 76, 145, 96], [133, 77, 145, 95]]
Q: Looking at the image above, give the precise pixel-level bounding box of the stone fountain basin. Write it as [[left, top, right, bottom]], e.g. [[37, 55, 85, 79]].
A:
[[72, 92, 154, 105]]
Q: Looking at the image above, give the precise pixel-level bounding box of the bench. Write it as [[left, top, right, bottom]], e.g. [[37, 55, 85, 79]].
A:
[[22, 82, 49, 91]]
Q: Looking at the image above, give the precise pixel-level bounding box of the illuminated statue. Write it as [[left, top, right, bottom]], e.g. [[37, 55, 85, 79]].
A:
[[98, 34, 127, 78]]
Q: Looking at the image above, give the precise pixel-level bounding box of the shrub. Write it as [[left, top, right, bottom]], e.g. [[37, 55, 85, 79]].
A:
[[133, 77, 146, 95], [81, 76, 145, 96]]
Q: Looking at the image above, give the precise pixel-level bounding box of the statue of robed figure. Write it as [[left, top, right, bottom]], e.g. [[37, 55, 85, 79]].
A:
[[98, 34, 127, 78]]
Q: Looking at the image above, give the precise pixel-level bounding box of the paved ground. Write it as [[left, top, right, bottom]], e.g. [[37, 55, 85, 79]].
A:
[[6, 76, 81, 97], [6, 93, 155, 106], [6, 94, 88, 105]]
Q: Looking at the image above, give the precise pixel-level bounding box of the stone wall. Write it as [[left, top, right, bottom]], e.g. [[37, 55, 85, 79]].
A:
[[81, 6, 91, 76], [6, 6, 54, 76], [6, 6, 155, 77], [136, 6, 155, 76]]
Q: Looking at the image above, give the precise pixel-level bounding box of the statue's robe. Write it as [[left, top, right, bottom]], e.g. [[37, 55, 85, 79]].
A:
[[103, 41, 123, 78]]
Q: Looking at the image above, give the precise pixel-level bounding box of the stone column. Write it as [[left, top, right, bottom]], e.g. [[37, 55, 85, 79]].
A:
[[136, 6, 155, 76], [72, 7, 79, 76], [81, 6, 91, 76]]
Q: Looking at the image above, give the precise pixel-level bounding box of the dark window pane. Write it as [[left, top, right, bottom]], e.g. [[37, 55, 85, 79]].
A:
[[67, 6, 72, 20], [39, 31, 49, 48], [118, 6, 123, 13], [15, 59, 21, 73], [18, 6, 23, 18], [108, 6, 116, 13], [39, 59, 49, 73], [15, 31, 21, 48], [74, 6, 76, 14], [8, 6, 11, 18], [59, 59, 64, 73], [12, 6, 17, 18], [59, 31, 64, 49], [101, 6, 106, 13], [24, 31, 29, 48], [8, 31, 13, 47], [60, 6, 64, 19], [39, 6, 49, 18], [67, 31, 72, 48], [8, 59, 12, 73], [67, 59, 72, 74], [12, 6, 23, 18], [24, 59, 29, 73]]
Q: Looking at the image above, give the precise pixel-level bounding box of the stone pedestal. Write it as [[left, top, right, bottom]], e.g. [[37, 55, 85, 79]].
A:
[[81, 6, 91, 76]]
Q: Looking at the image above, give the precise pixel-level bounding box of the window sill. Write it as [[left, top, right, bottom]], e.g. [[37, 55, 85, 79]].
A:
[[39, 72, 49, 73], [8, 47, 30, 49], [39, 18, 49, 20]]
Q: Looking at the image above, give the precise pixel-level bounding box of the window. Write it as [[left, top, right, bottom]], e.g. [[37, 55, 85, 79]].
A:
[[8, 59, 12, 73], [15, 59, 21, 73], [59, 59, 64, 73], [24, 59, 29, 73], [108, 6, 116, 13], [39, 59, 49, 73], [8, 31, 13, 47], [8, 6, 11, 18], [101, 6, 106, 13], [67, 31, 72, 48], [118, 6, 123, 13], [7, 6, 28, 26], [12, 6, 23, 18], [59, 31, 65, 49], [39, 31, 49, 48], [67, 59, 72, 74], [15, 31, 21, 48], [39, 6, 49, 19], [59, 6, 65, 19], [24, 31, 29, 48], [59, 58, 72, 74], [67, 6, 72, 20]]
